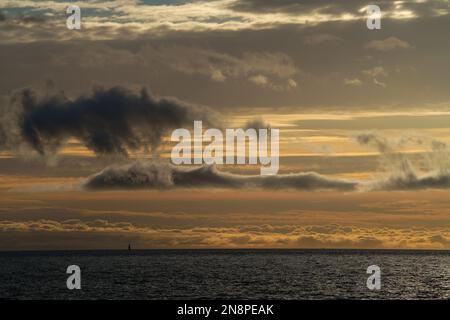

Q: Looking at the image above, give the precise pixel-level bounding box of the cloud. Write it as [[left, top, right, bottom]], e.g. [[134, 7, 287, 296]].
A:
[[303, 33, 342, 45], [0, 0, 371, 43], [244, 117, 271, 130], [362, 66, 388, 78], [298, 114, 450, 130], [373, 171, 450, 191], [1, 0, 448, 44], [247, 74, 296, 91], [430, 235, 450, 246], [144, 46, 300, 88], [296, 235, 383, 249], [84, 161, 358, 191], [372, 78, 387, 88], [229, 0, 450, 19], [44, 43, 299, 90], [0, 86, 219, 157], [356, 133, 450, 191], [248, 74, 269, 86], [2, 218, 450, 249], [362, 66, 388, 87], [365, 37, 412, 52], [287, 78, 297, 88], [356, 133, 390, 153], [7, 128, 450, 193], [229, 0, 370, 15], [0, 10, 47, 24], [1, 14, 450, 110], [344, 78, 363, 87]]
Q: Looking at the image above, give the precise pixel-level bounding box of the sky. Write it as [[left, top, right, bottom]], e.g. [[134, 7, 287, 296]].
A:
[[1, 0, 450, 250]]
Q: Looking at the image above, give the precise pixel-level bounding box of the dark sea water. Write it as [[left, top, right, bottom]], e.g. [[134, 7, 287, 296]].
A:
[[1, 249, 450, 300]]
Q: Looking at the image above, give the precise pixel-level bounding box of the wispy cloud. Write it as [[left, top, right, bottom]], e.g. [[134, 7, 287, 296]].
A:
[[365, 37, 412, 52]]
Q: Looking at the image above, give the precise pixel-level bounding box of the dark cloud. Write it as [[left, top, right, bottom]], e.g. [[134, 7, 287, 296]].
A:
[[0, 11, 48, 24], [372, 171, 450, 191], [17, 14, 47, 24], [0, 86, 219, 156], [244, 117, 271, 130], [84, 161, 358, 191], [356, 133, 391, 153]]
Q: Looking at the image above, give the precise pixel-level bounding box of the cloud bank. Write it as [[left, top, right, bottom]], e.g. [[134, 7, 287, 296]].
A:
[[83, 132, 450, 192], [2, 218, 450, 250], [84, 162, 358, 191]]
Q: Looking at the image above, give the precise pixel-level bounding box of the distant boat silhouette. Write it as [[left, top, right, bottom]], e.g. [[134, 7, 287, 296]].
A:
[[128, 244, 131, 251]]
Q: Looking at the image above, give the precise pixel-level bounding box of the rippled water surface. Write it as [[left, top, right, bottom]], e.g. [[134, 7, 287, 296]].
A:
[[1, 249, 450, 299]]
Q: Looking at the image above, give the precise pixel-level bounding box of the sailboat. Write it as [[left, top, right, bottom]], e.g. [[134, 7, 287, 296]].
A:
[[128, 243, 131, 251]]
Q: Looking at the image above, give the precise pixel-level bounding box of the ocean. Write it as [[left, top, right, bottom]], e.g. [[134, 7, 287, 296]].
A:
[[1, 249, 449, 300]]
